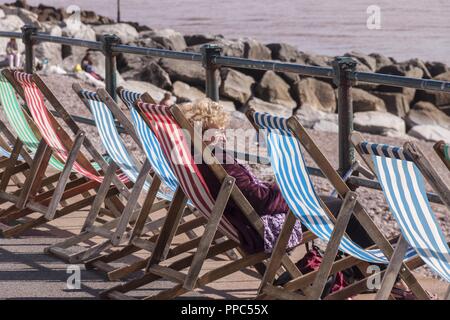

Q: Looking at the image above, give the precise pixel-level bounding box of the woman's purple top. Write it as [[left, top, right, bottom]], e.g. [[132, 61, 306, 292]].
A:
[[199, 157, 303, 254]]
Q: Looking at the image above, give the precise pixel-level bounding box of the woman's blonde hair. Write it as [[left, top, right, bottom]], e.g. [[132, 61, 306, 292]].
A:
[[180, 98, 229, 130]]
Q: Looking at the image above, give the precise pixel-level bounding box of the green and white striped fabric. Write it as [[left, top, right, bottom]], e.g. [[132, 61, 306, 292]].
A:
[[0, 74, 102, 171]]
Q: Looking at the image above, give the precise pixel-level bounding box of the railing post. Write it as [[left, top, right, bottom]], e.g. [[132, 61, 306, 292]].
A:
[[333, 56, 357, 176], [201, 44, 221, 101], [21, 25, 38, 73], [101, 34, 120, 101]]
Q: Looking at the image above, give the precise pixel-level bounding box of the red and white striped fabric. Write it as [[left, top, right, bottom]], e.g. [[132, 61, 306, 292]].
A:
[[14, 71, 128, 184], [135, 102, 239, 241]]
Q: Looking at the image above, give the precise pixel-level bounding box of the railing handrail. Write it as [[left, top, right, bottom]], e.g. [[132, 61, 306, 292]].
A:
[[1, 29, 450, 93]]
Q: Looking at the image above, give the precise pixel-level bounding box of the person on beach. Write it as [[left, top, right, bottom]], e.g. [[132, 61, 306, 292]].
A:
[[81, 50, 104, 81], [179, 98, 416, 299], [6, 38, 21, 69]]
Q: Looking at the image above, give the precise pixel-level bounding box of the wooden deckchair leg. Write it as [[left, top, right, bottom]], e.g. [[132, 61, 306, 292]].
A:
[[308, 191, 357, 300], [147, 187, 188, 267], [0, 138, 24, 192], [45, 132, 85, 220], [130, 174, 162, 239], [183, 176, 235, 290], [111, 159, 152, 246], [81, 161, 118, 231], [258, 210, 297, 295], [17, 140, 52, 209], [375, 235, 410, 300]]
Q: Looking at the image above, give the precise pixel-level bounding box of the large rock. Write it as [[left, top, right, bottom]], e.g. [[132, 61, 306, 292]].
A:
[[374, 92, 410, 117], [405, 101, 450, 130], [35, 25, 62, 66], [415, 71, 450, 107], [61, 21, 96, 59], [298, 52, 332, 67], [1, 6, 39, 25], [219, 69, 254, 105], [266, 43, 300, 62], [293, 78, 336, 113], [243, 39, 271, 60], [408, 125, 450, 143], [255, 71, 296, 109], [369, 53, 395, 71], [184, 34, 221, 46], [344, 51, 377, 72], [405, 58, 432, 79], [0, 15, 25, 54], [123, 80, 176, 105], [354, 111, 406, 136], [377, 63, 424, 103], [295, 104, 338, 128], [159, 58, 206, 87], [92, 23, 139, 44], [187, 38, 245, 57], [352, 88, 386, 112], [134, 61, 172, 90], [142, 29, 187, 51], [425, 61, 448, 77], [245, 97, 293, 118], [172, 81, 205, 103]]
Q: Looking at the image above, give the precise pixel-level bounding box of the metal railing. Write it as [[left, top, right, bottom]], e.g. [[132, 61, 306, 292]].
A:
[[1, 25, 449, 204]]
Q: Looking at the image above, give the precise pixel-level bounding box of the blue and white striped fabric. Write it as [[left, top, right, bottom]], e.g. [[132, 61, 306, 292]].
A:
[[118, 89, 179, 194], [369, 143, 450, 282], [252, 111, 417, 264], [359, 141, 413, 161], [79, 89, 150, 189]]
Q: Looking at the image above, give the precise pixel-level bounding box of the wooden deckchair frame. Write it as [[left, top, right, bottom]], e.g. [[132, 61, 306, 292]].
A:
[[351, 133, 450, 300], [0, 70, 127, 237], [434, 141, 450, 171], [244, 110, 429, 300], [83, 88, 215, 281], [46, 84, 172, 264], [100, 103, 307, 299]]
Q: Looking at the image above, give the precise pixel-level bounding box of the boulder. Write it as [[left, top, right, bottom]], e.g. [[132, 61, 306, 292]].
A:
[[408, 125, 450, 143], [219, 100, 236, 112], [425, 61, 448, 77], [415, 71, 450, 107], [184, 34, 222, 46], [369, 53, 395, 71], [293, 78, 336, 113], [159, 58, 206, 87], [352, 88, 386, 112], [255, 71, 296, 109], [2, 6, 39, 25], [313, 120, 339, 133], [134, 61, 172, 90], [266, 43, 300, 62], [187, 38, 245, 57], [92, 23, 139, 44], [278, 72, 301, 87], [374, 92, 410, 117], [243, 39, 271, 60], [294, 104, 338, 128], [219, 69, 254, 105], [123, 80, 176, 105], [376, 63, 424, 103], [404, 58, 432, 79], [35, 25, 62, 66], [0, 15, 25, 54], [61, 21, 96, 58], [245, 97, 293, 118], [299, 52, 332, 67], [142, 29, 187, 51], [354, 111, 406, 137], [344, 51, 377, 72], [405, 101, 450, 130], [172, 81, 205, 103]]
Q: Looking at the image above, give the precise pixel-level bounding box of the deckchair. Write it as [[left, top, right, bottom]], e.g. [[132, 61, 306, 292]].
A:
[[434, 141, 450, 171], [2, 70, 131, 237], [83, 88, 219, 281], [0, 71, 103, 237], [245, 109, 431, 300], [46, 85, 173, 264], [351, 134, 450, 300], [100, 101, 309, 300]]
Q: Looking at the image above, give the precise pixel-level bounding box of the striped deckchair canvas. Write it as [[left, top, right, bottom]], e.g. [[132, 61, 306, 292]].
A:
[[13, 71, 128, 184], [357, 141, 450, 283], [251, 111, 417, 264]]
